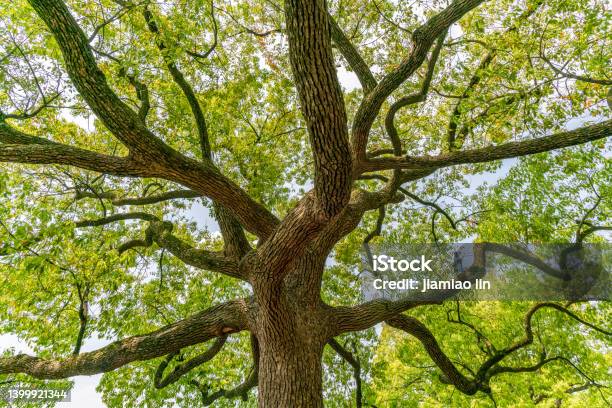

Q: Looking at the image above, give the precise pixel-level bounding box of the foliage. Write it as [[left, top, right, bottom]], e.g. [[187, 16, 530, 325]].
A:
[[0, 0, 610, 406]]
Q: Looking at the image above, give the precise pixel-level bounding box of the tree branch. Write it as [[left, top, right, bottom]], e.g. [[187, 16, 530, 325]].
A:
[[185, 0, 218, 60], [475, 302, 611, 382], [88, 3, 138, 43], [0, 123, 149, 176], [75, 189, 202, 206], [0, 93, 62, 121], [359, 173, 456, 228], [143, 6, 211, 156], [0, 300, 248, 379], [386, 314, 487, 395], [192, 334, 259, 405], [75, 212, 158, 227], [539, 50, 612, 86], [401, 187, 456, 229], [72, 286, 90, 355], [0, 122, 58, 145], [144, 4, 255, 255], [351, 0, 485, 159], [119, 67, 151, 122], [447, 1, 543, 150], [362, 119, 612, 172], [146, 221, 243, 279], [329, 15, 377, 92], [328, 338, 362, 408], [79, 214, 243, 279], [331, 299, 439, 335], [333, 245, 488, 334], [154, 336, 227, 389], [387, 301, 611, 398], [447, 301, 496, 356], [383, 31, 446, 156], [483, 243, 569, 280], [0, 144, 148, 177], [284, 0, 352, 218], [27, 0, 173, 159], [26, 0, 280, 240], [363, 206, 386, 244], [213, 203, 252, 259]]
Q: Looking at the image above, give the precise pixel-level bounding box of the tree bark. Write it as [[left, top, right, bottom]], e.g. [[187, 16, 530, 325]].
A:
[[253, 258, 329, 407], [258, 335, 324, 407]]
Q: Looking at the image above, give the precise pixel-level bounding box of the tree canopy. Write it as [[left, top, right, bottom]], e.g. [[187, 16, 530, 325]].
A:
[[0, 0, 610, 406]]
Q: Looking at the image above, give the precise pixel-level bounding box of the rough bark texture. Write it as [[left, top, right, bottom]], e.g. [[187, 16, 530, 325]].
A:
[[284, 0, 352, 218]]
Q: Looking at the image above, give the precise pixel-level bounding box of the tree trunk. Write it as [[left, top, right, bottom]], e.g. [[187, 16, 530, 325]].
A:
[[253, 256, 328, 407], [258, 338, 324, 407]]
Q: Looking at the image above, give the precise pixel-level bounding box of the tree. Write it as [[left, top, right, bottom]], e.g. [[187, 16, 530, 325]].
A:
[[0, 0, 610, 406]]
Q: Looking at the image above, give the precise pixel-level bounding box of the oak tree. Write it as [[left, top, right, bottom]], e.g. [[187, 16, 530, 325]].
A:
[[0, 0, 610, 406]]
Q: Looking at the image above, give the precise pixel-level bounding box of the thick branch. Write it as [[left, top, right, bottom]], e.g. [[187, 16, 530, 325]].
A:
[[147, 221, 242, 279], [0, 123, 148, 176], [74, 177, 251, 259], [144, 3, 256, 258], [0, 122, 56, 145], [0, 143, 148, 177], [284, 0, 352, 218], [332, 299, 438, 335], [362, 119, 612, 172], [0, 300, 248, 379], [213, 203, 252, 259], [100, 217, 242, 279], [27, 0, 173, 159]]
